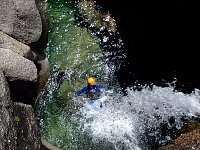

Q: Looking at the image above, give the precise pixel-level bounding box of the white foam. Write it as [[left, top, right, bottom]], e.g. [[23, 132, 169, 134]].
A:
[[76, 85, 200, 149]]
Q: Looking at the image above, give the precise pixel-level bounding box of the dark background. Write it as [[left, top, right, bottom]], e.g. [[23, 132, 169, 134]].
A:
[[95, 0, 199, 93]]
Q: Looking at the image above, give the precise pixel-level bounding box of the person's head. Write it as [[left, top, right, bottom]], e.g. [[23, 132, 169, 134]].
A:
[[87, 76, 96, 85]]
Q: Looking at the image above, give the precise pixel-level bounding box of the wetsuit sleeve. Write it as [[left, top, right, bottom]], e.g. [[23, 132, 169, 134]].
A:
[[77, 86, 88, 96], [96, 84, 106, 93]]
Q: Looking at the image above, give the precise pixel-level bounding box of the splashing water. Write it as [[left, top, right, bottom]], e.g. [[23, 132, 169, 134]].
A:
[[71, 85, 200, 150], [37, 0, 200, 149]]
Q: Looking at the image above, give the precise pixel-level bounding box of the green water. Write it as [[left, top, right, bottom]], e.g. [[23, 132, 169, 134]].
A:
[[38, 0, 114, 149], [36, 2, 200, 149]]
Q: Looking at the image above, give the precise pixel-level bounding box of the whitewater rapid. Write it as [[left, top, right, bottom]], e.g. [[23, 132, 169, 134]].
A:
[[73, 85, 200, 149]]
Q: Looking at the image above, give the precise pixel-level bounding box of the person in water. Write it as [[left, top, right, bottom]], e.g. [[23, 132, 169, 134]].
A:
[[77, 76, 106, 100]]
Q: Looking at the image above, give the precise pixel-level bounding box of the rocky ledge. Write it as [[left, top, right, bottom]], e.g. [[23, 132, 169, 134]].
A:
[[0, 0, 52, 149]]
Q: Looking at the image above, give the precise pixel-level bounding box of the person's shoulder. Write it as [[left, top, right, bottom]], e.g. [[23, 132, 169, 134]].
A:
[[82, 86, 88, 89], [96, 84, 104, 88], [96, 84, 106, 91], [76, 86, 88, 96]]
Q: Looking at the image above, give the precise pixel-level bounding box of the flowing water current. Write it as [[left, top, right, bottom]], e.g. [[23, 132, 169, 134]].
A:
[[38, 80, 200, 149], [37, 0, 200, 149], [71, 86, 200, 150]]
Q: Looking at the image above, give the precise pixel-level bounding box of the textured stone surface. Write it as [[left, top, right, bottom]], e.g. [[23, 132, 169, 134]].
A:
[[0, 48, 38, 104], [158, 129, 200, 150], [13, 102, 40, 150], [0, 48, 37, 81], [0, 70, 17, 150], [0, 0, 42, 45], [31, 0, 48, 54], [0, 106, 17, 150], [0, 31, 36, 61], [0, 0, 49, 149], [0, 70, 11, 106]]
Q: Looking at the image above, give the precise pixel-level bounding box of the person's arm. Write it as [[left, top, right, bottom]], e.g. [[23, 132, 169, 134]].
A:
[[77, 86, 88, 96], [96, 84, 106, 93]]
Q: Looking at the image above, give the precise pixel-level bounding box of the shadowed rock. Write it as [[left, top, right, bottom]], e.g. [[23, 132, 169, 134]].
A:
[[35, 56, 50, 101], [0, 48, 37, 104], [0, 0, 50, 149], [77, 0, 117, 33], [0, 70, 17, 150], [13, 102, 40, 150], [0, 70, 11, 106]]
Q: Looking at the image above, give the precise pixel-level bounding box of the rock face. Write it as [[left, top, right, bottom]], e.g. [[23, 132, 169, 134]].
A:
[[0, 70, 17, 150], [0, 48, 38, 104], [0, 0, 50, 149], [13, 103, 41, 150], [0, 48, 37, 81], [158, 129, 200, 150], [0, 0, 42, 45], [77, 0, 117, 33], [0, 31, 36, 60]]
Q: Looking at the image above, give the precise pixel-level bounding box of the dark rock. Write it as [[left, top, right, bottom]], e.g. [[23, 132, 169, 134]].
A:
[[0, 48, 38, 105], [13, 102, 41, 150], [158, 129, 200, 150], [9, 80, 37, 105], [31, 0, 49, 54], [0, 70, 17, 150]]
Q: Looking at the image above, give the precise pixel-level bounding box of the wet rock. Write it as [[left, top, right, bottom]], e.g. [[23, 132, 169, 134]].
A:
[[158, 121, 200, 150], [77, 0, 117, 33], [40, 138, 63, 150], [158, 129, 200, 150], [35, 56, 50, 100]]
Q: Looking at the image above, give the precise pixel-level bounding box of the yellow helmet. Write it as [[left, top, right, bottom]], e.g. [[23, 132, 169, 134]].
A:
[[87, 77, 96, 85]]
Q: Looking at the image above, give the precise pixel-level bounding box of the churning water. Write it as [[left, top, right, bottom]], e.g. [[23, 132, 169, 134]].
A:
[[37, 0, 200, 149], [70, 85, 200, 150]]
